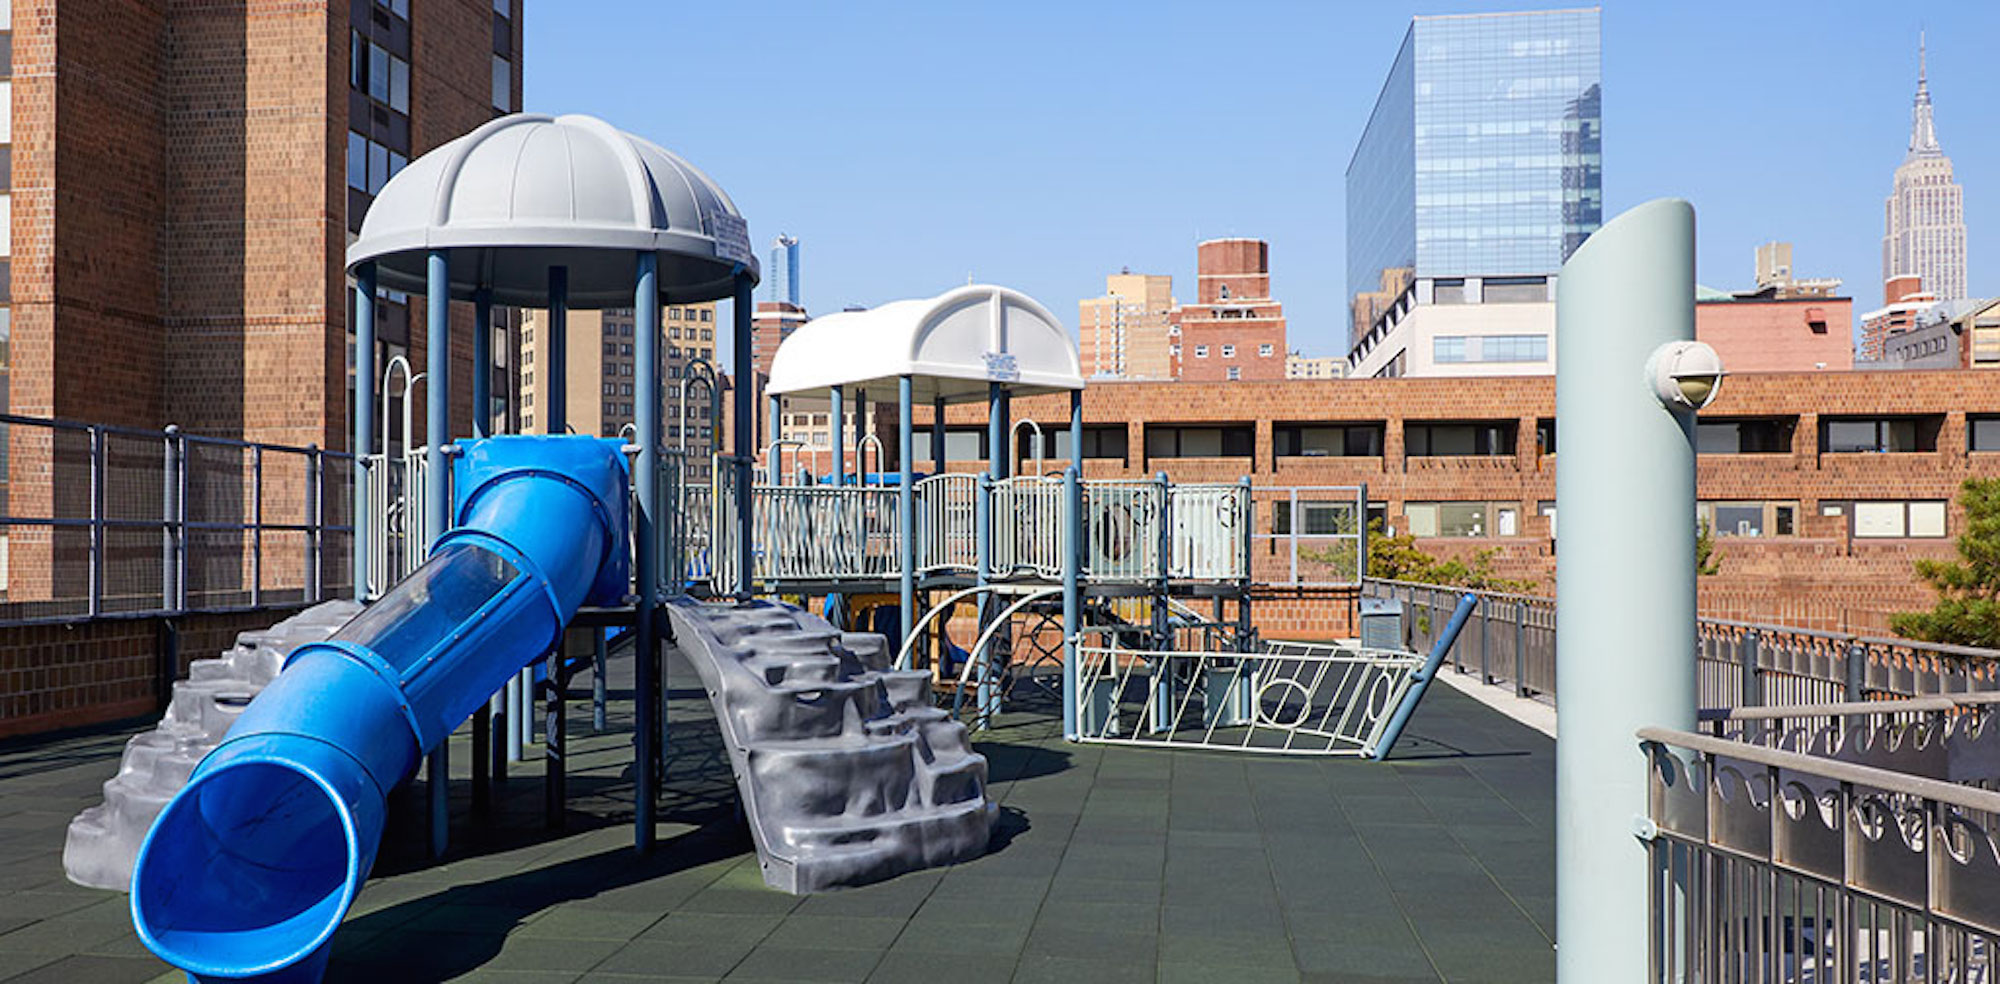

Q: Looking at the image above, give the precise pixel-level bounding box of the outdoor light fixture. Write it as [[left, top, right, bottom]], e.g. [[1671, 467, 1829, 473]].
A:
[[1646, 340, 1725, 411]]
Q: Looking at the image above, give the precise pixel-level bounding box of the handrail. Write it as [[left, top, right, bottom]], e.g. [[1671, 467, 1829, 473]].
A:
[[763, 439, 812, 486], [856, 432, 885, 487], [1636, 724, 2000, 813], [1009, 419, 1045, 478]]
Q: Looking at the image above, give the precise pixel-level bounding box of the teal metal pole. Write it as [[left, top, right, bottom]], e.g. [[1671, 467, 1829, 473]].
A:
[[830, 386, 845, 486], [1068, 390, 1083, 473], [423, 248, 450, 860], [633, 252, 660, 852], [547, 267, 568, 434], [767, 394, 781, 483], [898, 375, 916, 647], [1554, 199, 1700, 982], [1062, 465, 1080, 740], [352, 263, 375, 602], [472, 289, 492, 439], [1369, 592, 1477, 759], [987, 383, 1004, 480], [732, 273, 756, 599]]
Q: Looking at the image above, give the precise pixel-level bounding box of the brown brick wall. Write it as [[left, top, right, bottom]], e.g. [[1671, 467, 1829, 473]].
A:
[[0, 606, 315, 738]]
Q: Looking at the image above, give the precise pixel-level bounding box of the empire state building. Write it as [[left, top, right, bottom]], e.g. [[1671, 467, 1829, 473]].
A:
[[1882, 37, 1967, 303]]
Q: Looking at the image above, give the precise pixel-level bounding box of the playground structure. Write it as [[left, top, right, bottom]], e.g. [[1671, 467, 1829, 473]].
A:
[[98, 113, 1465, 984]]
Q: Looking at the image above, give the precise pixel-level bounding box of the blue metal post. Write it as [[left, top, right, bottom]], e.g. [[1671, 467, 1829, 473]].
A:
[[1369, 593, 1479, 759], [733, 273, 756, 600], [633, 252, 661, 852], [987, 383, 1004, 479], [352, 263, 376, 602], [548, 267, 568, 433], [1068, 390, 1083, 475], [472, 289, 492, 439], [1554, 199, 1701, 982], [1062, 465, 1080, 741], [853, 388, 867, 476], [974, 471, 992, 726], [767, 393, 781, 482], [830, 386, 845, 486], [1151, 471, 1172, 734], [423, 248, 451, 860], [1239, 475, 1254, 654], [898, 375, 916, 649], [931, 396, 946, 474]]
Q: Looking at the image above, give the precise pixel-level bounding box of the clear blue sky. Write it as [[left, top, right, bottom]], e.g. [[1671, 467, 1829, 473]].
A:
[[526, 1, 1997, 358]]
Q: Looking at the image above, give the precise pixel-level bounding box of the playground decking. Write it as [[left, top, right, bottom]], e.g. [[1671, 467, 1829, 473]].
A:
[[0, 649, 1554, 984]]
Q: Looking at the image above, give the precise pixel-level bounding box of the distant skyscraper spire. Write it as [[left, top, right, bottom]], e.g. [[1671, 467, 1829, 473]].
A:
[[1908, 31, 1940, 159], [1882, 31, 1966, 303], [763, 235, 801, 308]]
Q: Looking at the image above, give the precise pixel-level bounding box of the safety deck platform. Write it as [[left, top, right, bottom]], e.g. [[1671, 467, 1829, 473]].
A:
[[0, 646, 1552, 984]]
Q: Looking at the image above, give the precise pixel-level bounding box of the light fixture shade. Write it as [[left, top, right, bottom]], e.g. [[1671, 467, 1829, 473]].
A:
[[1648, 340, 1725, 411]]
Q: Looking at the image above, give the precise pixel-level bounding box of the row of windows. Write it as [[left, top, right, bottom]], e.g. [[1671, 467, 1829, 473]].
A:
[[1433, 333, 1548, 363], [352, 34, 411, 114], [1396, 499, 1947, 541], [347, 132, 409, 195], [1191, 343, 1276, 359]]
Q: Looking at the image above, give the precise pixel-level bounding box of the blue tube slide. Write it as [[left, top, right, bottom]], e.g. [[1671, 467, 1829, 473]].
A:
[[130, 436, 631, 983], [1370, 593, 1480, 761]]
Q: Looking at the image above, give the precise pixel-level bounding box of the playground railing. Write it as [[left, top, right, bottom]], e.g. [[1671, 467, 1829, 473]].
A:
[[1638, 725, 2000, 983], [1168, 483, 1250, 581], [915, 473, 976, 576], [749, 483, 902, 583], [1072, 627, 1423, 756], [0, 413, 353, 626], [1081, 478, 1165, 584], [1251, 486, 1365, 588], [1361, 577, 2000, 709], [991, 475, 1065, 580]]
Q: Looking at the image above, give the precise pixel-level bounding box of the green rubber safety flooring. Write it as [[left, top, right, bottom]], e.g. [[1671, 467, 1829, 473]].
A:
[[0, 648, 1554, 983]]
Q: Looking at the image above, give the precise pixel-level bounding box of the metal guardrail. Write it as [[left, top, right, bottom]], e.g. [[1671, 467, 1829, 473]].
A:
[[1072, 628, 1423, 756], [1168, 483, 1249, 581], [992, 475, 1064, 580], [0, 413, 353, 626], [1640, 725, 2000, 982], [1362, 578, 2000, 709], [1081, 478, 1163, 583], [915, 474, 976, 576]]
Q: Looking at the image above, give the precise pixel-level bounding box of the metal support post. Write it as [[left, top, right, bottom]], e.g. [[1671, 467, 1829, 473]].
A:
[[305, 445, 322, 602], [86, 426, 102, 618], [424, 248, 452, 861], [1062, 466, 1081, 740], [593, 627, 608, 733], [633, 252, 663, 851], [1356, 481, 1370, 582], [353, 263, 376, 601], [974, 472, 992, 726], [1844, 640, 1867, 702], [732, 273, 756, 601], [1739, 629, 1763, 710], [830, 386, 845, 486], [898, 375, 916, 652], [1553, 199, 1700, 982], [471, 703, 490, 813], [548, 267, 568, 433], [1151, 472, 1172, 735], [1515, 599, 1529, 697], [506, 672, 524, 762], [1239, 475, 1254, 653], [987, 383, 1004, 480], [1068, 390, 1084, 475], [250, 445, 264, 609], [545, 650, 566, 831], [162, 428, 181, 613], [1479, 595, 1491, 683], [932, 396, 947, 474], [473, 289, 493, 439]]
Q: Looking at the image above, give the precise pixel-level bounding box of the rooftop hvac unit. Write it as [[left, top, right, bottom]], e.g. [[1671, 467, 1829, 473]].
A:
[[1359, 598, 1404, 651]]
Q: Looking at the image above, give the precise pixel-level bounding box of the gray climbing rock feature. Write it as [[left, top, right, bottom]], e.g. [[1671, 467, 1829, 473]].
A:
[[61, 599, 362, 891], [665, 597, 997, 893]]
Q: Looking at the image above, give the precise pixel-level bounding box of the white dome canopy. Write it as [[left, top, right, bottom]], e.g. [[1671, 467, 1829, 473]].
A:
[[346, 113, 757, 307], [768, 285, 1084, 404]]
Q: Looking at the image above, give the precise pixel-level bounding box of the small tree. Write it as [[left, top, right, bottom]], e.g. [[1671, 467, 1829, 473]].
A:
[[1696, 519, 1721, 576], [1360, 519, 1536, 593], [1892, 478, 2000, 648]]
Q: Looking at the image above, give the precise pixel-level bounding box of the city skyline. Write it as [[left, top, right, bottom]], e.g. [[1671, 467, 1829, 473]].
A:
[[528, 1, 1996, 360]]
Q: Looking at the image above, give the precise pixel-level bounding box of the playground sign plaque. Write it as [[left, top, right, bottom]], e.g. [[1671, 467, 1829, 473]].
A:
[[983, 352, 1020, 382], [711, 213, 753, 266]]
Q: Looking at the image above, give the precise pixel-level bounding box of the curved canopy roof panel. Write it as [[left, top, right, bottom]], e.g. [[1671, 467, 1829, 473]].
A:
[[346, 113, 758, 307], [768, 285, 1084, 403]]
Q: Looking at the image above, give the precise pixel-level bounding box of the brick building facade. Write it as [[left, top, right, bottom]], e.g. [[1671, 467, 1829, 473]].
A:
[[1177, 239, 1286, 382]]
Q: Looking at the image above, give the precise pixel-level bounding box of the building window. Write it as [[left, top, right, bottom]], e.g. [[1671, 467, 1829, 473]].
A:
[[1845, 501, 1948, 538], [943, 428, 987, 461], [1820, 416, 1941, 453], [1194, 345, 1208, 358], [1259, 344, 1274, 357], [1404, 501, 1520, 538], [1971, 416, 2000, 452], [1434, 336, 1466, 363], [1432, 279, 1467, 305], [1144, 425, 1254, 458], [1271, 500, 1361, 536], [1226, 366, 1241, 380], [1482, 276, 1548, 304], [1697, 417, 1796, 454], [1274, 423, 1385, 458], [1405, 421, 1516, 456], [1049, 425, 1129, 462], [1221, 344, 1236, 358], [492, 55, 513, 112], [1697, 501, 1798, 538]]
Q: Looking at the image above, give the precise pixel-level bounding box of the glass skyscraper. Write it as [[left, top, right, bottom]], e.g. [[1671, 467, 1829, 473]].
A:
[[1346, 8, 1601, 345], [764, 235, 801, 307]]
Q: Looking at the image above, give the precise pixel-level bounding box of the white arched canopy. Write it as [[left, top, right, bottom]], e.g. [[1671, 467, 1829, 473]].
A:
[[767, 285, 1084, 402]]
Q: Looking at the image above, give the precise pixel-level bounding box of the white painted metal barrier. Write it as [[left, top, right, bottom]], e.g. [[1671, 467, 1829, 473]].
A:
[[1081, 479, 1163, 583], [915, 474, 977, 575], [362, 446, 432, 598], [1169, 483, 1248, 580], [1073, 634, 1424, 756], [991, 476, 1065, 580]]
